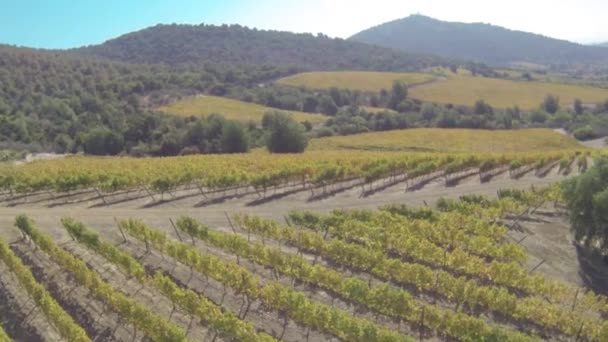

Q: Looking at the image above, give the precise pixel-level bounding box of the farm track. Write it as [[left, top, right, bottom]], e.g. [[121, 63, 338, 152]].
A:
[[0, 261, 63, 342], [11, 240, 143, 342]]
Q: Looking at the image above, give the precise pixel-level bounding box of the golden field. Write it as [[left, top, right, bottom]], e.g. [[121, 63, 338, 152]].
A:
[[277, 71, 434, 92], [159, 95, 326, 124], [308, 128, 585, 153], [409, 75, 608, 109]]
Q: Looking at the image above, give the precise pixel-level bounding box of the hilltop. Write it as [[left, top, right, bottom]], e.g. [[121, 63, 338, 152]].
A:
[[74, 23, 445, 71], [350, 14, 608, 66]]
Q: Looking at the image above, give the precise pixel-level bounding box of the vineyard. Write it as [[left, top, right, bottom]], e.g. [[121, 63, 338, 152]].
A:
[[0, 187, 607, 341], [308, 128, 584, 153], [0, 146, 592, 210], [276, 71, 434, 92], [0, 128, 605, 341]]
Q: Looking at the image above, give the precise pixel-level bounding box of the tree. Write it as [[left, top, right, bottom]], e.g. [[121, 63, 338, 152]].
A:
[[420, 103, 438, 122], [302, 96, 319, 113], [437, 111, 457, 128], [266, 112, 308, 153], [572, 126, 597, 141], [542, 94, 560, 114], [563, 157, 608, 251], [318, 96, 338, 116], [474, 100, 493, 116], [159, 133, 182, 156], [573, 98, 584, 115], [83, 126, 124, 155], [388, 81, 408, 110], [221, 121, 249, 153]]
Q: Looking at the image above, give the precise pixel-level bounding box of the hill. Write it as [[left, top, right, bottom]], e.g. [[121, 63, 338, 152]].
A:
[[350, 15, 608, 66], [74, 23, 445, 71], [0, 44, 293, 154], [308, 128, 584, 153], [159, 95, 326, 124]]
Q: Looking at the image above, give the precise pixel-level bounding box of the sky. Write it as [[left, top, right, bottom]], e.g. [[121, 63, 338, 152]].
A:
[[1, 0, 608, 49]]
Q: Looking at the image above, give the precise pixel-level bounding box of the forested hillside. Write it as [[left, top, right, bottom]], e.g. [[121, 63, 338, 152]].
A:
[[0, 45, 296, 154], [75, 23, 445, 70], [350, 14, 608, 66]]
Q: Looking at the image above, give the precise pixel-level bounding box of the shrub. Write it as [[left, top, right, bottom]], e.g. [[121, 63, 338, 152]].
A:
[[572, 126, 598, 141], [83, 126, 124, 155], [266, 112, 308, 153]]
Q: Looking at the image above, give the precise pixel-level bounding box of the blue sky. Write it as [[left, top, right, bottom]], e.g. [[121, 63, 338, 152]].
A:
[[2, 0, 608, 49]]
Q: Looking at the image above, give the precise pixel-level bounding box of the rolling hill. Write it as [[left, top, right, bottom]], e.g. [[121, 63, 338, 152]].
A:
[[74, 23, 445, 71], [350, 14, 608, 66], [159, 95, 326, 124]]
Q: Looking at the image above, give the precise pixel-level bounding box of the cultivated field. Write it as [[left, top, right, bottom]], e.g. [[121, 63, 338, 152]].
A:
[[159, 95, 326, 124], [1, 172, 607, 341], [410, 74, 608, 109], [0, 126, 605, 341], [277, 71, 434, 92], [309, 128, 584, 153]]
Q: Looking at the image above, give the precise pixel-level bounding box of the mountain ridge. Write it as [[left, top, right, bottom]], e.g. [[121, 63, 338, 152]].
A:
[[72, 23, 446, 71], [349, 14, 608, 66]]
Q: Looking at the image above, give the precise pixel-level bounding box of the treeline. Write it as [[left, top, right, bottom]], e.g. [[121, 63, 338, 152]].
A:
[[230, 81, 608, 139]]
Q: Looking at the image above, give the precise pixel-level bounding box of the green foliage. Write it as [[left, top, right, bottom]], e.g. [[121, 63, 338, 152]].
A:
[[563, 157, 608, 250], [572, 126, 598, 141], [82, 127, 124, 156], [574, 98, 584, 115], [265, 112, 308, 153], [542, 94, 560, 114], [0, 45, 293, 155], [388, 81, 408, 110], [76, 23, 445, 70], [221, 121, 250, 153]]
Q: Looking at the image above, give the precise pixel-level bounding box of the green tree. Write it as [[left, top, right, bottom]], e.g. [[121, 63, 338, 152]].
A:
[[221, 121, 249, 153], [83, 126, 124, 155], [474, 100, 493, 116], [573, 98, 584, 115], [388, 81, 408, 110], [542, 94, 560, 114], [420, 103, 438, 122], [563, 157, 608, 250], [302, 96, 319, 113], [266, 112, 308, 154], [572, 126, 597, 141], [318, 96, 338, 116]]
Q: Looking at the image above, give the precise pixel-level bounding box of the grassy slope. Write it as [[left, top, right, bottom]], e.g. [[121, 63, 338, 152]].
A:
[[277, 71, 434, 91], [308, 128, 584, 153], [409, 75, 608, 109], [159, 95, 326, 124]]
